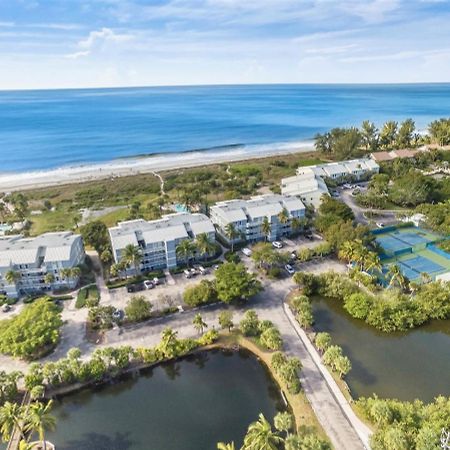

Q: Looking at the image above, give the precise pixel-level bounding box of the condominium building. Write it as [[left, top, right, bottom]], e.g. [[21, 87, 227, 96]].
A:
[[109, 212, 216, 271], [296, 158, 380, 181], [210, 194, 306, 245], [281, 172, 330, 209], [281, 158, 379, 209], [0, 232, 86, 298]]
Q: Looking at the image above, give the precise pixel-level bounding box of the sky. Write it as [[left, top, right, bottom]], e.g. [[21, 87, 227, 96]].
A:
[[0, 0, 450, 89]]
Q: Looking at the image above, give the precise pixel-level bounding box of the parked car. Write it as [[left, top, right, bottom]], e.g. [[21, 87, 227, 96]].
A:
[[272, 241, 283, 249], [242, 247, 252, 257], [290, 251, 297, 261], [2, 304, 11, 313], [127, 283, 144, 293], [190, 268, 198, 276], [213, 264, 220, 271], [331, 191, 340, 198], [152, 277, 160, 285], [285, 264, 295, 275], [184, 269, 192, 279], [351, 189, 361, 197], [144, 280, 155, 290], [376, 222, 385, 228], [198, 266, 208, 275]]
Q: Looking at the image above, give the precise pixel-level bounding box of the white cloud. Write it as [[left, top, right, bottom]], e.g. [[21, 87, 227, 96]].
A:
[[64, 50, 91, 59], [0, 22, 15, 27], [78, 27, 133, 50]]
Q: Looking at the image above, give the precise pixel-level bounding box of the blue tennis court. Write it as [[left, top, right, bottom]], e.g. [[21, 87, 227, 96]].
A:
[[393, 232, 431, 247], [376, 236, 411, 253], [397, 262, 420, 280], [401, 256, 444, 274]]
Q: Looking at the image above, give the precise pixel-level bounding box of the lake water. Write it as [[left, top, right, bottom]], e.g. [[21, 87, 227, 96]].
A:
[[43, 349, 284, 450], [312, 297, 450, 402], [1, 83, 450, 173]]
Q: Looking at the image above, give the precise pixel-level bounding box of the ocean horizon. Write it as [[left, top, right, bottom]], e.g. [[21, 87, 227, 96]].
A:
[[1, 83, 449, 174]]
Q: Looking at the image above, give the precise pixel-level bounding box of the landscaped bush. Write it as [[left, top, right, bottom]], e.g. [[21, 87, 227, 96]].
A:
[[270, 351, 302, 394], [240, 310, 283, 351], [290, 295, 314, 328], [124, 296, 152, 323], [0, 295, 18, 306], [183, 280, 217, 307], [224, 251, 241, 264], [0, 298, 63, 360]]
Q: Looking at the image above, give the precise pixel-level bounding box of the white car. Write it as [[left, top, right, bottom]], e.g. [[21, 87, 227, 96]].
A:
[[198, 266, 208, 275], [285, 264, 295, 275], [272, 241, 283, 249], [376, 222, 385, 228], [183, 269, 192, 279], [152, 277, 160, 285], [242, 248, 252, 257], [144, 280, 154, 289]]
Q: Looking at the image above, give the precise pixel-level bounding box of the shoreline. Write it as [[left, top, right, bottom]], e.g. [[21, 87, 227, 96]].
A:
[[0, 142, 314, 192]]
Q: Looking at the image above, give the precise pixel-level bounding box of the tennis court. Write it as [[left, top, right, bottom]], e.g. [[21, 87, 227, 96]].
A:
[[396, 262, 420, 281], [393, 232, 431, 247], [401, 255, 444, 274], [375, 226, 450, 283], [375, 235, 411, 253]]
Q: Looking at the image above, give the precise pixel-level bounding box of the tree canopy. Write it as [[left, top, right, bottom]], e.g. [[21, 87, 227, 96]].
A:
[[0, 298, 62, 360]]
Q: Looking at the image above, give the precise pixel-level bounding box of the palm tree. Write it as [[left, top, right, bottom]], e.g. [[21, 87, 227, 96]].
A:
[[364, 252, 382, 273], [217, 443, 235, 450], [176, 239, 196, 267], [195, 233, 215, 262], [338, 241, 359, 265], [291, 217, 306, 235], [121, 244, 142, 275], [193, 313, 208, 335], [70, 267, 82, 279], [224, 223, 240, 253], [5, 270, 20, 286], [242, 413, 283, 450], [261, 217, 271, 242], [159, 328, 178, 358], [361, 120, 379, 151], [59, 268, 72, 281], [0, 401, 26, 442], [277, 208, 290, 236], [388, 264, 407, 291], [274, 411, 293, 437], [44, 273, 55, 285], [25, 400, 56, 450]]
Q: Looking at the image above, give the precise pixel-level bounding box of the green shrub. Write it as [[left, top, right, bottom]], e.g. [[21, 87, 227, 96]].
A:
[[124, 296, 152, 323], [183, 280, 217, 307], [0, 298, 63, 360]]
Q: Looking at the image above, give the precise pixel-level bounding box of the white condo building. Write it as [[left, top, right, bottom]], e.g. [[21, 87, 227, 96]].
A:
[[281, 158, 379, 209], [296, 158, 379, 181], [281, 172, 330, 209], [210, 194, 306, 245], [109, 213, 216, 271], [0, 232, 86, 298]]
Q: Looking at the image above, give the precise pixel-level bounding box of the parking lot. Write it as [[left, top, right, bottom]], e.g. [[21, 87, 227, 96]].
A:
[[106, 268, 217, 313]]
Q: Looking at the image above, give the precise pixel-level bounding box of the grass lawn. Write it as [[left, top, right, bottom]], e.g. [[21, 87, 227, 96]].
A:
[[21, 150, 327, 234]]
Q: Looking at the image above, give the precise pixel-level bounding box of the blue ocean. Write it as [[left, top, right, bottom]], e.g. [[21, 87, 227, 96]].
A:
[[0, 83, 449, 173]]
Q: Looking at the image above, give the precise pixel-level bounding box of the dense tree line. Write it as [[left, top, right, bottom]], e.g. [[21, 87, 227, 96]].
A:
[[23, 327, 219, 394], [293, 272, 450, 333], [357, 395, 450, 450], [314, 117, 450, 159], [0, 298, 63, 360]]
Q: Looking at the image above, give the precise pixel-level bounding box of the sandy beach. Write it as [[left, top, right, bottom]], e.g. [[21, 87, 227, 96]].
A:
[[0, 142, 315, 192]]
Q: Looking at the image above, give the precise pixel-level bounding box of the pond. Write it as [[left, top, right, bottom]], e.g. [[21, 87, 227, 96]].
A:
[[44, 349, 284, 450], [312, 297, 450, 402]]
